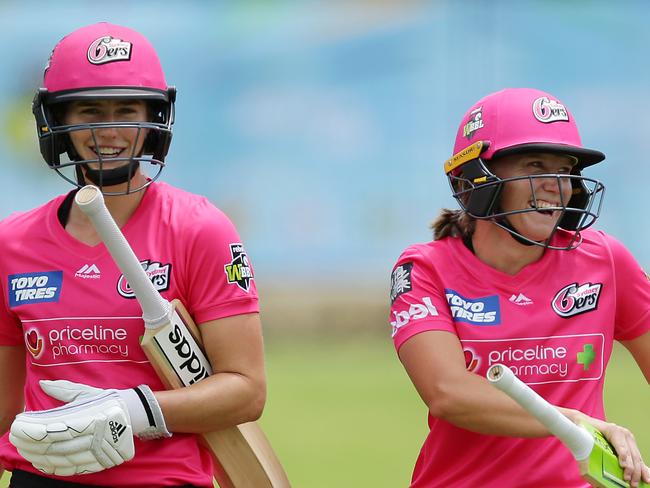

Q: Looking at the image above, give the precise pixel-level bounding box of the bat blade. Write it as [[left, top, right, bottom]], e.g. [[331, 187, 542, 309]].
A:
[[487, 364, 647, 488], [75, 185, 290, 488]]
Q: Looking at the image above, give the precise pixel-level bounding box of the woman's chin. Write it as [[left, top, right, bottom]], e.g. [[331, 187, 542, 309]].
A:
[[510, 218, 559, 243]]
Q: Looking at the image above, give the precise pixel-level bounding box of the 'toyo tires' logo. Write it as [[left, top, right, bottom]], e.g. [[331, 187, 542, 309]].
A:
[[552, 282, 602, 318]]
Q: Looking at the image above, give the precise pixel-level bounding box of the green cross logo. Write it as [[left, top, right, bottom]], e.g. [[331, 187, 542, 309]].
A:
[[577, 344, 596, 371]]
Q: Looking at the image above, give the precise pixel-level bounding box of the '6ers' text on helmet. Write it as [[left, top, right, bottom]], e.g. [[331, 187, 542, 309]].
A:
[[444, 88, 606, 250], [33, 22, 176, 194]]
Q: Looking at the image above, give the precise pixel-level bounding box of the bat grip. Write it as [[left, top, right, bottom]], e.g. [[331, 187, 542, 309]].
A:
[[75, 185, 170, 328], [487, 364, 594, 462]]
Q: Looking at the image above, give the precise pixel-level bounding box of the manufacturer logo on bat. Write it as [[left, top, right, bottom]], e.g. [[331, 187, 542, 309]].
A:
[[154, 320, 212, 386]]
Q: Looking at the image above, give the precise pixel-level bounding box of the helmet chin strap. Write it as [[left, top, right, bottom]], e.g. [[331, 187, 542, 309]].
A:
[[78, 161, 140, 188], [497, 218, 537, 246]]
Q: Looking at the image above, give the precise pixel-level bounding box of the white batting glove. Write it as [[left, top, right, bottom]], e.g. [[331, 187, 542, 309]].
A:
[[9, 381, 171, 476]]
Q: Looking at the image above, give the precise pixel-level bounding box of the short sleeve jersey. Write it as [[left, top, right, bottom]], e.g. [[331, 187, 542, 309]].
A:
[[0, 181, 259, 487], [390, 230, 650, 488]]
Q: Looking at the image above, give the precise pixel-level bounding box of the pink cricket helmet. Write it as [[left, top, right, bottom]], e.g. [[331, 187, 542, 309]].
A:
[[444, 88, 605, 250], [43, 21, 169, 101], [33, 22, 175, 194], [452, 88, 604, 168]]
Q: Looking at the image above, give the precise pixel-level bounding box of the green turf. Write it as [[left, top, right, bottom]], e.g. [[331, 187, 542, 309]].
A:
[[0, 339, 647, 488]]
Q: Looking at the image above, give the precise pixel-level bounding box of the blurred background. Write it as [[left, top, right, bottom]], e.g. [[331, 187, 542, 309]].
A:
[[1, 1, 649, 487]]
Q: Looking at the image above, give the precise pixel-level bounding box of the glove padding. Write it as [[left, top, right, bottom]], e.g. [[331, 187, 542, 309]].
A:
[[9, 381, 171, 476], [9, 390, 134, 476]]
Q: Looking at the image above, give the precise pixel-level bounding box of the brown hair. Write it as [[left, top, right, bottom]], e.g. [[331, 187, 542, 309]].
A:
[[430, 208, 475, 240]]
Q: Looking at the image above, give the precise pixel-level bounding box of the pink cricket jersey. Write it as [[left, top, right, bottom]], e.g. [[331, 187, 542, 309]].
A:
[[390, 230, 650, 488], [0, 181, 259, 487]]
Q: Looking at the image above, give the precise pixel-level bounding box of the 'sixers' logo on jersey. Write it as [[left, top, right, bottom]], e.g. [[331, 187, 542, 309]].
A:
[[551, 282, 602, 318], [224, 243, 253, 292], [8, 271, 63, 307], [118, 260, 171, 298], [24, 328, 44, 359]]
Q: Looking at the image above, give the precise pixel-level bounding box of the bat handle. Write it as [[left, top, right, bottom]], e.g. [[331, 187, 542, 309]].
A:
[[75, 185, 170, 328], [487, 364, 594, 461]]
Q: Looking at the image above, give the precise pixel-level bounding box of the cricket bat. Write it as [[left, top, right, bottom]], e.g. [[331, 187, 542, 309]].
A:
[[74, 185, 290, 488], [487, 364, 648, 488]]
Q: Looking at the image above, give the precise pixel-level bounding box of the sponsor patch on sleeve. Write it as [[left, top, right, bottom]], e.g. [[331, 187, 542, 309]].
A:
[[224, 243, 254, 292], [9, 271, 63, 307], [390, 296, 438, 337], [390, 263, 413, 304]]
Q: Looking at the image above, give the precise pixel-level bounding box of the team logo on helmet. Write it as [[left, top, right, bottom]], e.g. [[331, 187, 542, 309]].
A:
[[532, 96, 569, 123], [87, 36, 132, 65], [462, 107, 484, 140]]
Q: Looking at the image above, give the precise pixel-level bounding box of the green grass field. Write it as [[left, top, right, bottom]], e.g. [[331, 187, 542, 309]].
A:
[[1, 338, 647, 487]]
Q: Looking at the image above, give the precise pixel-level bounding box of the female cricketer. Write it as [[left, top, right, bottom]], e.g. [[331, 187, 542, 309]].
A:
[[390, 88, 650, 487], [0, 22, 266, 487]]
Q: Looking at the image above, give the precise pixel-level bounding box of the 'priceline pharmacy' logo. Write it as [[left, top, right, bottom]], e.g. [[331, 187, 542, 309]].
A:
[[461, 333, 604, 385]]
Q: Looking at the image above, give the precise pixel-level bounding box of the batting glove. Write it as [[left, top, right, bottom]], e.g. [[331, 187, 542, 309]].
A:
[[9, 381, 171, 476]]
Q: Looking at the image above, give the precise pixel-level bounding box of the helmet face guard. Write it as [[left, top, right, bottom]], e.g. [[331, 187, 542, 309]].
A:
[[33, 87, 175, 195], [444, 141, 606, 251], [34, 22, 175, 195]]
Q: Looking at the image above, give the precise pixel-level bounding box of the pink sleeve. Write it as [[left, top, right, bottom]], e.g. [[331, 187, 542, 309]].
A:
[[0, 271, 23, 346], [603, 233, 650, 341], [0, 312, 22, 345], [390, 245, 455, 351], [180, 199, 259, 325]]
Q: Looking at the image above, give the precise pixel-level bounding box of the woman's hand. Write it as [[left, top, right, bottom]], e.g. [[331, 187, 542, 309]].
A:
[[573, 411, 650, 487]]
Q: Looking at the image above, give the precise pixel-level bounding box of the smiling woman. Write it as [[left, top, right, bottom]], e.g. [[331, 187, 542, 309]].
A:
[[63, 99, 151, 186], [0, 22, 268, 488], [32, 32, 175, 195], [389, 88, 650, 488], [480, 152, 581, 258]]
